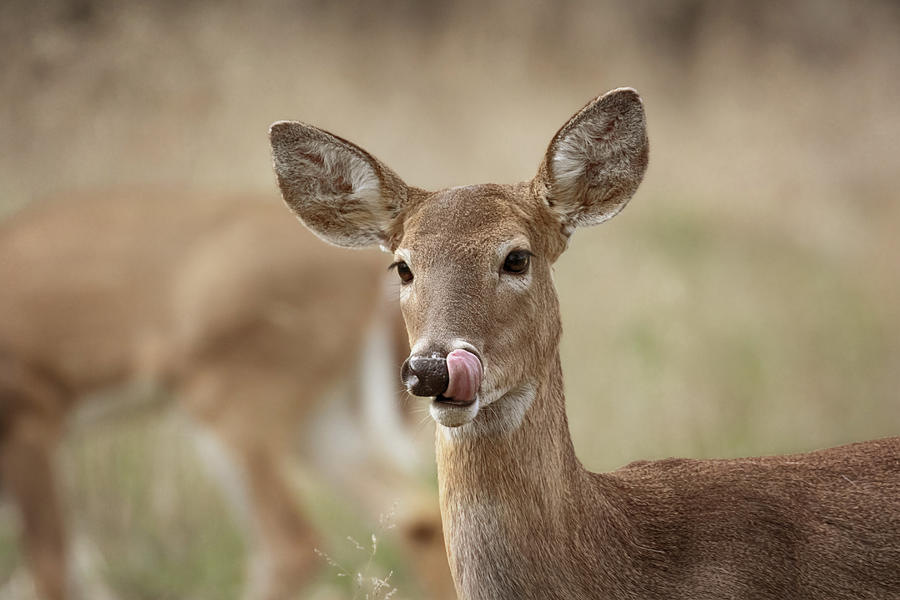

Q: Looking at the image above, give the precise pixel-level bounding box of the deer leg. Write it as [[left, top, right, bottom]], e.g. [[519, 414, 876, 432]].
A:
[[0, 407, 67, 600], [180, 369, 319, 600], [230, 435, 318, 600], [0, 354, 69, 600]]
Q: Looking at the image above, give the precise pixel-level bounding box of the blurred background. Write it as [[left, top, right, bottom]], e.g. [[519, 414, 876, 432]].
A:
[[1, 0, 899, 598]]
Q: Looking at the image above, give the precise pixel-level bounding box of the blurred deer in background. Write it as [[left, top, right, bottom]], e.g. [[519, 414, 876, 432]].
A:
[[0, 189, 453, 600], [271, 88, 900, 599]]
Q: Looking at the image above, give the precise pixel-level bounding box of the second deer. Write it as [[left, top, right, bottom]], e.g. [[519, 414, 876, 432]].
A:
[[272, 87, 900, 599], [0, 189, 453, 600]]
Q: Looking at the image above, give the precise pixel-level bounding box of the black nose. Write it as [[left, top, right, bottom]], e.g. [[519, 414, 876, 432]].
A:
[[401, 352, 449, 397]]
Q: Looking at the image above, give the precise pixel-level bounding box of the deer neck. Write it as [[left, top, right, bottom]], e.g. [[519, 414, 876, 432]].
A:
[[435, 354, 611, 599]]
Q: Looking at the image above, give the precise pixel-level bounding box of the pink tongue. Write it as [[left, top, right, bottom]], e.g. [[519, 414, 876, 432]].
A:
[[444, 349, 482, 404]]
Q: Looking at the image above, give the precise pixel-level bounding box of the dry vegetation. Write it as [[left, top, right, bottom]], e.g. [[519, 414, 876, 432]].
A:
[[2, 1, 899, 598]]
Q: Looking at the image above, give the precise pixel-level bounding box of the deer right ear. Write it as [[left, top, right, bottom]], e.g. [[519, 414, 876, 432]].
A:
[[270, 121, 410, 249], [536, 88, 649, 235]]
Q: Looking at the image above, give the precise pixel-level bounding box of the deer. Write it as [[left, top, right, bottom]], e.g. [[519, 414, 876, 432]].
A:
[[0, 188, 454, 600], [270, 87, 900, 600]]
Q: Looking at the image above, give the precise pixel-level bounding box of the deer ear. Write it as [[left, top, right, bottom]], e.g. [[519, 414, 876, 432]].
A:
[[536, 88, 649, 233], [270, 121, 409, 249]]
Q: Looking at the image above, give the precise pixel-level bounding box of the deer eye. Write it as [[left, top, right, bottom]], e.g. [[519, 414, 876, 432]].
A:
[[392, 261, 414, 284], [502, 250, 531, 274]]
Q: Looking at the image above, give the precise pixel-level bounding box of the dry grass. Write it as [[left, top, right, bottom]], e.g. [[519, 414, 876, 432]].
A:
[[2, 1, 899, 598]]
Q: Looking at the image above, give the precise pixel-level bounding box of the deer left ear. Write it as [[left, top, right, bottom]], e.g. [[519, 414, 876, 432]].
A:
[[536, 88, 649, 233], [270, 121, 410, 249]]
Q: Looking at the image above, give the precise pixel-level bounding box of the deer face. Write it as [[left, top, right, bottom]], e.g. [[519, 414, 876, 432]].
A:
[[392, 183, 567, 428], [271, 88, 648, 431]]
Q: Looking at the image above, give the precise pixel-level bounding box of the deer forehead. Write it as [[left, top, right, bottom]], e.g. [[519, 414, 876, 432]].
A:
[[398, 184, 557, 265]]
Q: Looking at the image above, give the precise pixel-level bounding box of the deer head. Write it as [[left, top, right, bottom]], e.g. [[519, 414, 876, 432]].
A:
[[271, 88, 648, 432]]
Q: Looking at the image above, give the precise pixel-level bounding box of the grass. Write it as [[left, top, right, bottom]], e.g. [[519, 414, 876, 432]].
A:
[[64, 412, 244, 600], [0, 407, 426, 600], [559, 205, 899, 468], [0, 508, 21, 590]]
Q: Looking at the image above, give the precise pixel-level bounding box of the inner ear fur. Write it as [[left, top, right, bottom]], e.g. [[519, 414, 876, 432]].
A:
[[270, 121, 410, 249], [537, 87, 649, 231]]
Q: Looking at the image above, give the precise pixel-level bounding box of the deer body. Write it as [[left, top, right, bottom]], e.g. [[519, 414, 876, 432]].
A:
[[438, 359, 900, 599], [0, 190, 384, 394], [0, 189, 451, 600], [271, 88, 900, 599]]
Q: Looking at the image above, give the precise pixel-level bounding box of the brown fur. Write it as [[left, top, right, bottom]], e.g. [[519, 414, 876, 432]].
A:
[[0, 188, 453, 600], [272, 88, 900, 599]]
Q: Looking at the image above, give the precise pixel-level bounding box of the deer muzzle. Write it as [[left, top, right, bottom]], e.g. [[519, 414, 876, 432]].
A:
[[401, 349, 482, 405]]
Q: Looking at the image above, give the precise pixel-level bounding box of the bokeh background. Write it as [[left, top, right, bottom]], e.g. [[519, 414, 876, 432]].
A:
[[2, 1, 899, 598]]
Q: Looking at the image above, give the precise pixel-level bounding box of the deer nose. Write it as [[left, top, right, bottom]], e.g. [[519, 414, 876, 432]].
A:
[[401, 352, 449, 397]]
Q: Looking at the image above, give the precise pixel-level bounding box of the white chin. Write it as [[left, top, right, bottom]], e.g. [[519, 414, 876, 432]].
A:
[[429, 397, 480, 427]]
